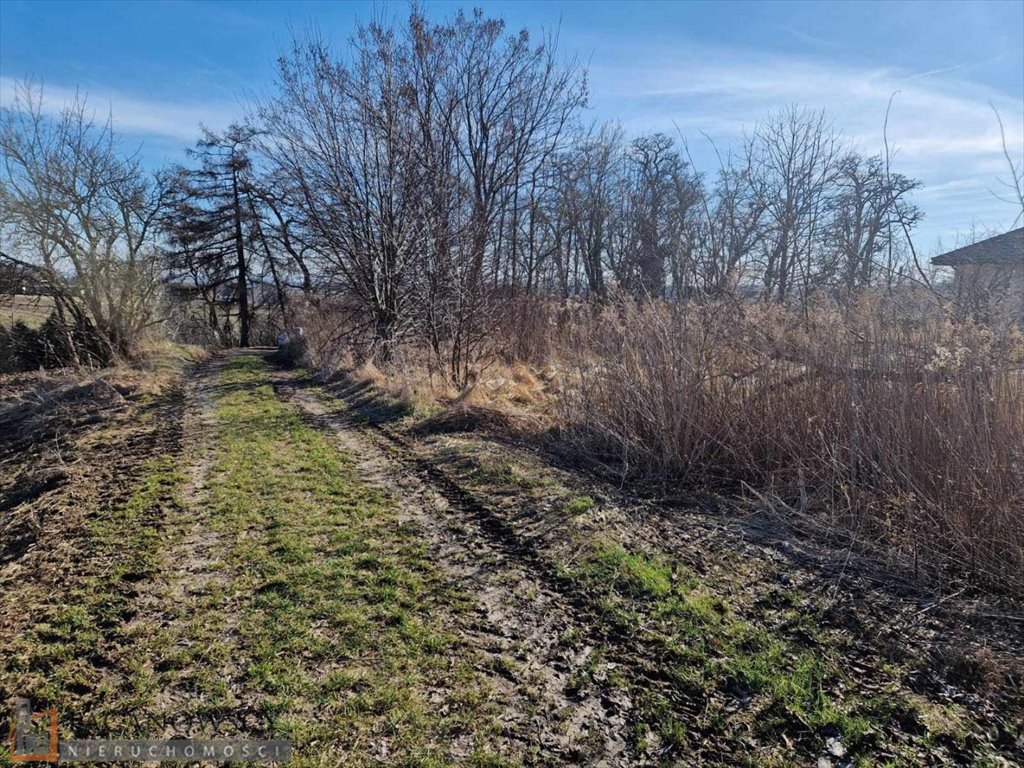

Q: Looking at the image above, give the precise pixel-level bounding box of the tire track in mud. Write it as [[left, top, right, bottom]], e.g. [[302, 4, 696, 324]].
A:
[[271, 361, 1024, 767], [0, 358, 212, 746], [268, 361, 640, 767]]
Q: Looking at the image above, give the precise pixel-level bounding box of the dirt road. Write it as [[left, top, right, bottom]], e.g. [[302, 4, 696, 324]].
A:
[[2, 350, 1021, 767]]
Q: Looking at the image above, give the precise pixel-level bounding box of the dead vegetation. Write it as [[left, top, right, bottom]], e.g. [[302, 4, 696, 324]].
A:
[[559, 294, 1024, 596], [293, 351, 1024, 766], [298, 289, 1024, 602], [0, 345, 204, 564], [3, 341, 1022, 765]]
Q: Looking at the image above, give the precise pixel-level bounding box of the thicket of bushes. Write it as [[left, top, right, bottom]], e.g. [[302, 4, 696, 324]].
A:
[[558, 294, 1024, 594], [0, 313, 110, 373]]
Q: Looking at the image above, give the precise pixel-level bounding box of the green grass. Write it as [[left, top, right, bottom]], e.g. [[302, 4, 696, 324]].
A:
[[567, 542, 941, 766], [563, 495, 596, 515], [0, 451, 188, 748], [4, 352, 1009, 766], [583, 543, 673, 599], [1, 354, 522, 768], [198, 354, 518, 766]]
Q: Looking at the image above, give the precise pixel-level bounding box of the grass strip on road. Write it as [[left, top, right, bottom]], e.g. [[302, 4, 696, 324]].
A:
[[199, 354, 517, 767], [2, 353, 522, 767]]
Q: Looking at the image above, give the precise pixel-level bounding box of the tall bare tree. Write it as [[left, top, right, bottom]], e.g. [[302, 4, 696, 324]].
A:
[[259, 8, 584, 379], [828, 152, 920, 292], [746, 107, 839, 303], [259, 26, 424, 359]]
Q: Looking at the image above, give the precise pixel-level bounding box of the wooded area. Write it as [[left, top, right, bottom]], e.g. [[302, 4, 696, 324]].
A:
[[2, 9, 938, 376]]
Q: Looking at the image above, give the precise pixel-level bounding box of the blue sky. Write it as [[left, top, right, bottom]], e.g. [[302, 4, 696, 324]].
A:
[[2, 0, 1022, 255]]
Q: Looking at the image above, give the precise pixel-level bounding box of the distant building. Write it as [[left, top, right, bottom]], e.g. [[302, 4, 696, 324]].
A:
[[931, 227, 1023, 326]]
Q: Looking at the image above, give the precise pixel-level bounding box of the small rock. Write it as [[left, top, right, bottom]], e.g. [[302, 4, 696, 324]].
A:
[[826, 735, 846, 757]]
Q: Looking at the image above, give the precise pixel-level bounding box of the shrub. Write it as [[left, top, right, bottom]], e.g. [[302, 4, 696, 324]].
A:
[[294, 287, 1024, 596], [0, 312, 110, 372]]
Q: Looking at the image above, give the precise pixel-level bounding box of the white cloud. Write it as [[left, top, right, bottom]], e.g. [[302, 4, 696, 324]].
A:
[[0, 76, 238, 142], [587, 47, 1023, 253], [594, 54, 1022, 156]]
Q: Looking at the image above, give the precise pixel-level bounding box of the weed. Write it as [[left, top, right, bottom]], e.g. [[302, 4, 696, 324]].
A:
[[583, 543, 673, 599], [563, 495, 596, 515]]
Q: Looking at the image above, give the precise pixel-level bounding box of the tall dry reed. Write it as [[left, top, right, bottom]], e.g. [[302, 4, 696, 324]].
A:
[[558, 293, 1024, 594]]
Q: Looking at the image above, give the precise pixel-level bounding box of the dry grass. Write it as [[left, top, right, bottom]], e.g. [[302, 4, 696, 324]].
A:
[[323, 340, 559, 424], [0, 342, 206, 455], [299, 290, 1024, 597], [558, 294, 1024, 595]]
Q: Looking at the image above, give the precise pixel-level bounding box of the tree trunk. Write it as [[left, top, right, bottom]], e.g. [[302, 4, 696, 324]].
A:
[[232, 168, 250, 347]]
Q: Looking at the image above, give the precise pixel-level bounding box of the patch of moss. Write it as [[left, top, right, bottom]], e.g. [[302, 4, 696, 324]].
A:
[[563, 495, 596, 515]]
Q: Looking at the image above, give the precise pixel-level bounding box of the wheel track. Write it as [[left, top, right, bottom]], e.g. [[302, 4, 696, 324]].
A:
[[268, 361, 650, 767]]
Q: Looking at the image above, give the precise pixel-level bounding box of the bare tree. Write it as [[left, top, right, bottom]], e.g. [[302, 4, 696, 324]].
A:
[[247, 10, 930, 374], [746, 107, 839, 303], [559, 124, 622, 299], [259, 8, 584, 380], [0, 80, 165, 361], [700, 158, 766, 294], [259, 26, 424, 360], [828, 152, 920, 292], [991, 104, 1024, 228], [436, 9, 586, 380]]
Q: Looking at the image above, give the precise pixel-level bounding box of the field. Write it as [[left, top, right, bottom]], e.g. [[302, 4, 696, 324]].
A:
[[2, 346, 1021, 766], [0, 294, 55, 328]]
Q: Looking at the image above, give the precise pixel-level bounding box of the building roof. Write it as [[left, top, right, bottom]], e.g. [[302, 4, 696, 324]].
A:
[[931, 227, 1024, 266]]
